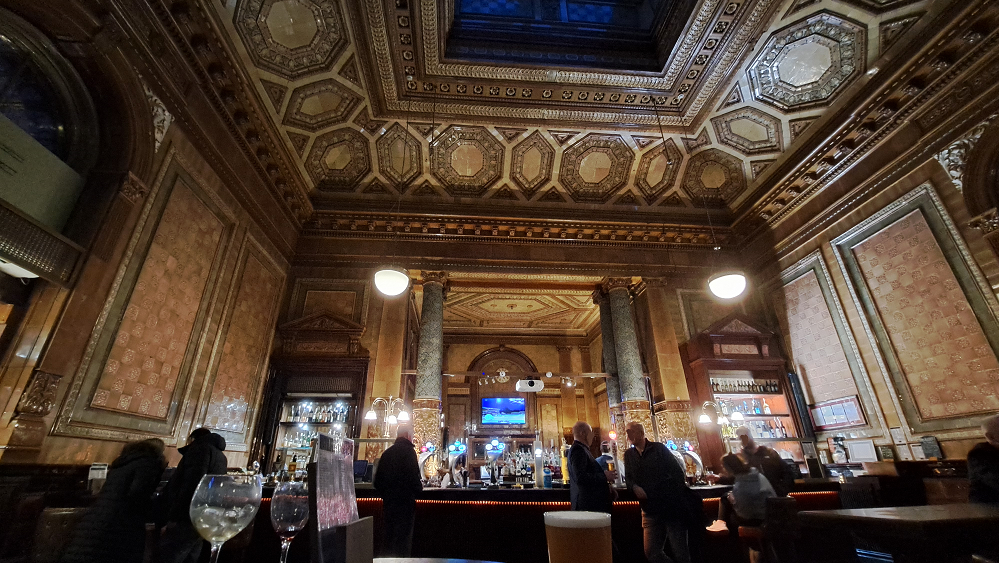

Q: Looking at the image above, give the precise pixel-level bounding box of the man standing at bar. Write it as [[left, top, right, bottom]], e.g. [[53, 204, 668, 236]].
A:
[[735, 426, 793, 497], [624, 422, 696, 563], [374, 425, 423, 557], [568, 421, 616, 512]]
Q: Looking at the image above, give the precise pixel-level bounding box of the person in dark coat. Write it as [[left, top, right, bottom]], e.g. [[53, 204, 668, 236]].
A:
[[373, 425, 423, 557], [969, 414, 999, 504], [568, 421, 615, 513], [625, 422, 699, 563], [735, 426, 794, 497], [157, 428, 228, 563], [62, 438, 167, 563]]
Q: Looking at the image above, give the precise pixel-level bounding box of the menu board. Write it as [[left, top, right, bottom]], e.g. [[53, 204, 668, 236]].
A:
[[810, 396, 866, 431]]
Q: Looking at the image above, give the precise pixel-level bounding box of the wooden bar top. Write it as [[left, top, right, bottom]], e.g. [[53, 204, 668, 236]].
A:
[[798, 503, 999, 526]]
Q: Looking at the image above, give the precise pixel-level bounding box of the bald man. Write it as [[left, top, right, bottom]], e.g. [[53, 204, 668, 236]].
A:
[[624, 422, 698, 563], [969, 414, 999, 504], [568, 421, 615, 513], [374, 425, 423, 556]]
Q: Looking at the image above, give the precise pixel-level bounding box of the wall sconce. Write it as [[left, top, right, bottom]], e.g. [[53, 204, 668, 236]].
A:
[[364, 396, 409, 438], [698, 401, 720, 425]]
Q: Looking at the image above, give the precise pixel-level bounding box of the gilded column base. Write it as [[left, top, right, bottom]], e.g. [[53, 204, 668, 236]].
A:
[[412, 398, 442, 478], [621, 399, 654, 441]]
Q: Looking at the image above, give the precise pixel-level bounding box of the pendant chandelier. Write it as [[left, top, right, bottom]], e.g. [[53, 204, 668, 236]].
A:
[[374, 89, 437, 297], [649, 91, 746, 300]]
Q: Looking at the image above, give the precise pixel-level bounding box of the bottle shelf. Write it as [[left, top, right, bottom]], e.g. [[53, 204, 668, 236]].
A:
[[276, 446, 313, 451], [280, 421, 338, 425], [714, 392, 783, 398]]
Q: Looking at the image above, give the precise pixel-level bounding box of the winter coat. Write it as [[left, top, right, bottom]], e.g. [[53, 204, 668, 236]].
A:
[[969, 441, 999, 504], [568, 441, 612, 513], [61, 442, 167, 563], [162, 433, 228, 525], [373, 437, 423, 506]]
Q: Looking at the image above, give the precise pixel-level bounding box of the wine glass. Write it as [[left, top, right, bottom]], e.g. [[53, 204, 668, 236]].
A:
[[270, 480, 310, 563], [190, 474, 263, 563]]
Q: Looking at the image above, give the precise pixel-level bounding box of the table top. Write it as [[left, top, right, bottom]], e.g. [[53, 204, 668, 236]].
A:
[[799, 503, 999, 526], [374, 559, 504, 563]]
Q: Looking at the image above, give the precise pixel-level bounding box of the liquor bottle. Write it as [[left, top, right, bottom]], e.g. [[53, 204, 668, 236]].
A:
[[762, 399, 772, 415], [288, 454, 298, 473], [753, 399, 761, 414], [720, 400, 729, 415]]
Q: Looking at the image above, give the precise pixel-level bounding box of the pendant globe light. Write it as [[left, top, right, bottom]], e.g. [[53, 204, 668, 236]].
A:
[[649, 92, 747, 300], [374, 267, 410, 296], [374, 88, 435, 297]]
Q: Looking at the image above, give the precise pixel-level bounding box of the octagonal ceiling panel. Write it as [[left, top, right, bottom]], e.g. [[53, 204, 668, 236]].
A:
[[235, 0, 350, 80], [283, 79, 362, 131], [431, 126, 504, 197], [559, 134, 635, 203], [510, 131, 555, 199], [681, 148, 747, 206], [376, 123, 422, 187], [711, 106, 783, 156], [443, 287, 600, 335], [635, 139, 683, 205], [748, 12, 866, 112], [305, 128, 371, 191]]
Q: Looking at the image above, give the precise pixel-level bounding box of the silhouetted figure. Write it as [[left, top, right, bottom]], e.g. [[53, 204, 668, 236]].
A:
[[568, 421, 615, 513], [970, 414, 999, 504], [625, 422, 700, 563], [373, 425, 423, 557], [595, 441, 615, 473], [158, 428, 228, 563], [62, 438, 167, 563], [735, 426, 794, 497]]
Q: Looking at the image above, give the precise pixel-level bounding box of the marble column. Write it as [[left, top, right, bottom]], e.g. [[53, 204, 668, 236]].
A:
[[413, 271, 447, 465], [594, 289, 627, 457], [604, 277, 654, 438]]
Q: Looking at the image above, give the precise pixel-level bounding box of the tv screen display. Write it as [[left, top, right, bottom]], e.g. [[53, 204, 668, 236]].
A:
[[481, 397, 526, 425]]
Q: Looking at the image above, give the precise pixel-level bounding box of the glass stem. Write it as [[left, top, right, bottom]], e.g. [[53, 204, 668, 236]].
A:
[[280, 538, 293, 563], [208, 543, 223, 563]]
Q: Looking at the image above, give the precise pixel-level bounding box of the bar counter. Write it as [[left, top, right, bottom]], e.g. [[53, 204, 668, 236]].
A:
[[352, 483, 732, 502]]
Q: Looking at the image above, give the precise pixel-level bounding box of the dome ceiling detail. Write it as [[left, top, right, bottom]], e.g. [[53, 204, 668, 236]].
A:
[[221, 0, 928, 223]]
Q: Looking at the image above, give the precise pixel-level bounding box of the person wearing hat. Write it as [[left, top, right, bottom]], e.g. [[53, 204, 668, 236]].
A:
[[734, 425, 793, 497]]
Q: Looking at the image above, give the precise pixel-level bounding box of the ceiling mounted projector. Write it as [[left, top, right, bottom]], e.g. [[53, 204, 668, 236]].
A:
[[515, 379, 544, 392]]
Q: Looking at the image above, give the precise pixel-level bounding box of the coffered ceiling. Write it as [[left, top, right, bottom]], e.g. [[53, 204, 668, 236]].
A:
[[216, 0, 928, 226]]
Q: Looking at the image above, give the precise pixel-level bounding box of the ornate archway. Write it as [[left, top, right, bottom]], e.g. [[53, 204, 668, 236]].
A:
[[467, 345, 538, 374]]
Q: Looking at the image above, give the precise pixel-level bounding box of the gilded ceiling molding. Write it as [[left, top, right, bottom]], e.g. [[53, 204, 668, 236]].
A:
[[935, 113, 998, 192], [736, 2, 999, 238], [969, 209, 999, 234]]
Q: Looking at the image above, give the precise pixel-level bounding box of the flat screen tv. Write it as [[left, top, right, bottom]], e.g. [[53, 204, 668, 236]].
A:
[[481, 397, 526, 425]]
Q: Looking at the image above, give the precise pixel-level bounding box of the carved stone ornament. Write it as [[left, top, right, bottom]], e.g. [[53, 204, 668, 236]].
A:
[[970, 209, 999, 234], [420, 271, 449, 293], [279, 312, 367, 357], [16, 371, 62, 416], [602, 277, 633, 293], [119, 173, 150, 203], [936, 114, 998, 192]]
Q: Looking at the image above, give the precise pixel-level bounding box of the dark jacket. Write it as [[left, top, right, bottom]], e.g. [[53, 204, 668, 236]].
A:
[[624, 441, 690, 520], [968, 441, 999, 504], [163, 433, 228, 524], [568, 441, 612, 513], [373, 437, 423, 505], [62, 441, 167, 563], [746, 445, 793, 497]]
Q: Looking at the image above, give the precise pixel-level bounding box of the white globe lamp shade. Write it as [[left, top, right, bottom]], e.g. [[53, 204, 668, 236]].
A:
[[387, 414, 398, 425], [717, 415, 729, 425], [730, 411, 745, 422], [397, 410, 410, 422], [364, 409, 377, 420], [697, 413, 712, 424], [374, 267, 410, 296], [708, 272, 748, 300]]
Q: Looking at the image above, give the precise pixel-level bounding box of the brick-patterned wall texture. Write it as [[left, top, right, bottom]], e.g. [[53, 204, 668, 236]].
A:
[[784, 270, 858, 404], [854, 210, 999, 419], [92, 183, 224, 418]]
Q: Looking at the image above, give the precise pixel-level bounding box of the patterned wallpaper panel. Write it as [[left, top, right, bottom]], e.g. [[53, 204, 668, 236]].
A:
[[853, 210, 999, 419], [205, 254, 282, 433], [784, 271, 859, 403], [92, 183, 224, 417]]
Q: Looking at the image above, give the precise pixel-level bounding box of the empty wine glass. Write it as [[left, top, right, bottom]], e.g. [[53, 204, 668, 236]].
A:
[[190, 474, 263, 563], [270, 480, 310, 563]]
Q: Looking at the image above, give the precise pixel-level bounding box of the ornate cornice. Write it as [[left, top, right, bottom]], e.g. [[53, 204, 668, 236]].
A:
[[303, 212, 736, 250], [736, 2, 999, 239], [119, 172, 150, 203], [603, 277, 633, 293], [105, 0, 312, 223]]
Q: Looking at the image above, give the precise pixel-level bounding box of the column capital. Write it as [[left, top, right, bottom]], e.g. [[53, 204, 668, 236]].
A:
[[420, 271, 450, 297], [602, 277, 633, 293], [591, 287, 609, 305]]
